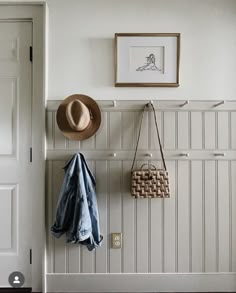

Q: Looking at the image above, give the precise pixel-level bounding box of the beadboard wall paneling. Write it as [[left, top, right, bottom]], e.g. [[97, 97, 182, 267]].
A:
[[46, 100, 236, 292]]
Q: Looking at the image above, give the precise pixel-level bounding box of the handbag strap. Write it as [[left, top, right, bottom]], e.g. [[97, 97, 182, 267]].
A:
[[131, 103, 167, 171]]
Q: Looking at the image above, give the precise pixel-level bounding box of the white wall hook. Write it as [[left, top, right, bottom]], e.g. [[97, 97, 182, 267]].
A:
[[112, 153, 117, 157], [145, 153, 153, 158], [214, 152, 226, 157], [113, 100, 117, 107], [180, 153, 189, 157], [180, 100, 189, 107], [213, 100, 225, 107]]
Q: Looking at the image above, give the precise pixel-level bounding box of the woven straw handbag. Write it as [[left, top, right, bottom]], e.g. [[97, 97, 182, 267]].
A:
[[131, 103, 170, 198]]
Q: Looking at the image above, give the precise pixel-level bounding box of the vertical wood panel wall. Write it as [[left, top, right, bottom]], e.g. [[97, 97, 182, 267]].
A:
[[46, 100, 236, 290]]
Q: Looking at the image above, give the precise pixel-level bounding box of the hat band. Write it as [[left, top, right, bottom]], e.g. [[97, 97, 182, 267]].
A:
[[72, 119, 92, 132]]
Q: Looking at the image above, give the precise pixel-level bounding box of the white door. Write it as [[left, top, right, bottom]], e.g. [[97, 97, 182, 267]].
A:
[[0, 21, 32, 288]]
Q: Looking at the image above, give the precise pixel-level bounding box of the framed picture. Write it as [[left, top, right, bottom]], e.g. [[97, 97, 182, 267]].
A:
[[115, 33, 180, 87]]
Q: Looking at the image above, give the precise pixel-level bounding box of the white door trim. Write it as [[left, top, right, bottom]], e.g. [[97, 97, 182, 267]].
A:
[[0, 4, 46, 293]]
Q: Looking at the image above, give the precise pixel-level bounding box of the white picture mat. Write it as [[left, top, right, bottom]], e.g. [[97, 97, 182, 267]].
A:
[[117, 36, 177, 83]]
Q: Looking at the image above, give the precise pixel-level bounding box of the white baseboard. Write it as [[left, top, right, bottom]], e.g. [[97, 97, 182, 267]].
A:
[[46, 273, 236, 292]]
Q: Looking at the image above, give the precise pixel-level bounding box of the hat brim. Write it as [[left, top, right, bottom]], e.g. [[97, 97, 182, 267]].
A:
[[56, 94, 101, 141]]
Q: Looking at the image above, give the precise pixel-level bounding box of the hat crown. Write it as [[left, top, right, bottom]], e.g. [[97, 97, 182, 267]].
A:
[[66, 99, 90, 132]]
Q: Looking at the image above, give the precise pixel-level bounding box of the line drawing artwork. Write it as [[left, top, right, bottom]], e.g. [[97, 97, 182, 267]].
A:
[[136, 53, 161, 72]]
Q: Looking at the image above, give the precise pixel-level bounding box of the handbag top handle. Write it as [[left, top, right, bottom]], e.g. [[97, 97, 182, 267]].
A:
[[131, 102, 167, 172]]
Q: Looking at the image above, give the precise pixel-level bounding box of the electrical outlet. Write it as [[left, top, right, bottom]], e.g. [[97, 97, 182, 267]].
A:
[[111, 233, 122, 249]]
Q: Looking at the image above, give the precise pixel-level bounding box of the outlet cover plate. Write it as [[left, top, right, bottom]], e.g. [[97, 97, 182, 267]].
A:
[[111, 233, 122, 249]]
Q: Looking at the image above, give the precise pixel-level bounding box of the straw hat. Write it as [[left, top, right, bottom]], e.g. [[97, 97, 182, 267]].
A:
[[56, 94, 101, 140]]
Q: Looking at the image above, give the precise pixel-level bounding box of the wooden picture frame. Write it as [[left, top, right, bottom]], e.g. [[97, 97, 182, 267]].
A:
[[115, 33, 180, 87]]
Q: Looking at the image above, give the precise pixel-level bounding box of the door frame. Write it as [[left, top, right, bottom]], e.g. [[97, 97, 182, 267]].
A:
[[0, 3, 46, 293]]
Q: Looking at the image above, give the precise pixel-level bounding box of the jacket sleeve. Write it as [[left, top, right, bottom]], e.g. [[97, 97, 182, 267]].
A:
[[51, 167, 77, 238]]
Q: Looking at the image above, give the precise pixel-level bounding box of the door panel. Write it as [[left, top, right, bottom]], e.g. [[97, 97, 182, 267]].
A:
[[0, 22, 32, 287], [0, 37, 18, 61], [0, 78, 17, 155], [0, 185, 17, 250]]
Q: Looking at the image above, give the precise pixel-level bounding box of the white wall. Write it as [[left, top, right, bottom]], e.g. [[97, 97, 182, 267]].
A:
[[45, 100, 236, 292], [47, 0, 236, 100]]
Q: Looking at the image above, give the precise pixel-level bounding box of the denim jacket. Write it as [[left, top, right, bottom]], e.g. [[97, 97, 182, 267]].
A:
[[51, 153, 103, 251]]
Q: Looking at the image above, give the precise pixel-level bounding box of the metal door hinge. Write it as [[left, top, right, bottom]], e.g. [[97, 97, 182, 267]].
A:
[[30, 147, 32, 162], [30, 249, 32, 264], [29, 46, 33, 62]]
